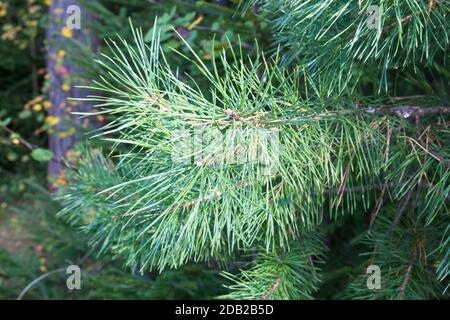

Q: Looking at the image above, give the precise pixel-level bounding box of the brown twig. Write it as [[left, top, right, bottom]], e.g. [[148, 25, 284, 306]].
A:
[[369, 126, 393, 230], [388, 189, 414, 235], [1, 126, 37, 151], [398, 250, 416, 300], [111, 177, 450, 219], [337, 152, 356, 203], [407, 137, 450, 169], [428, 0, 436, 15], [384, 14, 413, 31], [392, 95, 426, 101], [369, 183, 388, 231], [367, 105, 450, 119], [262, 277, 281, 300]]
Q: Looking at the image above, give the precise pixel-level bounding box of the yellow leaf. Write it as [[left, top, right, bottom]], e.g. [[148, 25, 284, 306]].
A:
[[43, 101, 53, 109], [61, 27, 72, 38], [32, 104, 42, 112], [25, 95, 43, 108], [188, 15, 204, 31], [45, 116, 60, 126], [0, 2, 7, 17]]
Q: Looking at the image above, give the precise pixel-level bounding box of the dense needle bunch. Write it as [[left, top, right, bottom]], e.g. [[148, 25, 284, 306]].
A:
[[244, 0, 448, 91], [59, 0, 449, 300]]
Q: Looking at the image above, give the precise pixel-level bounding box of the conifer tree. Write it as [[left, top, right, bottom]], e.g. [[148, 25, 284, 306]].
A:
[[46, 0, 99, 188], [58, 1, 449, 299]]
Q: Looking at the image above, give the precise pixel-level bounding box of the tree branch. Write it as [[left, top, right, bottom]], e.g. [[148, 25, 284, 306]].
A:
[[367, 105, 450, 119], [1, 126, 37, 151], [384, 14, 413, 31], [262, 277, 281, 300], [398, 250, 416, 300]]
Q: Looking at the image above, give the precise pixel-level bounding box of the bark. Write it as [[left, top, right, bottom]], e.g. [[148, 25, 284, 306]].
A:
[[46, 0, 99, 190]]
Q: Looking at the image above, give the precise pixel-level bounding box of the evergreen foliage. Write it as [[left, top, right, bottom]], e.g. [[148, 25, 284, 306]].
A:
[[244, 0, 449, 91], [58, 1, 449, 299]]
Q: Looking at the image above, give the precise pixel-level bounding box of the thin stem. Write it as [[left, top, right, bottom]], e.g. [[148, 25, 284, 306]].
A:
[[1, 126, 37, 151]]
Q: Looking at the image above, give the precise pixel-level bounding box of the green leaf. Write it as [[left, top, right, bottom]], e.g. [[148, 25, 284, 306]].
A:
[[19, 110, 32, 119], [31, 148, 54, 162], [6, 151, 18, 162], [0, 117, 11, 126]]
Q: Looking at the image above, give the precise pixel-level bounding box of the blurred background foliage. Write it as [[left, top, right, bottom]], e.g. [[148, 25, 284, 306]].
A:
[[0, 0, 267, 299]]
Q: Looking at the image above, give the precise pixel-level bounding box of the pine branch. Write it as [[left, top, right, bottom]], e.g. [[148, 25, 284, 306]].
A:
[[383, 14, 413, 31], [56, 19, 449, 301], [346, 214, 447, 299], [222, 232, 326, 300], [250, 0, 449, 89], [367, 105, 450, 119]]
